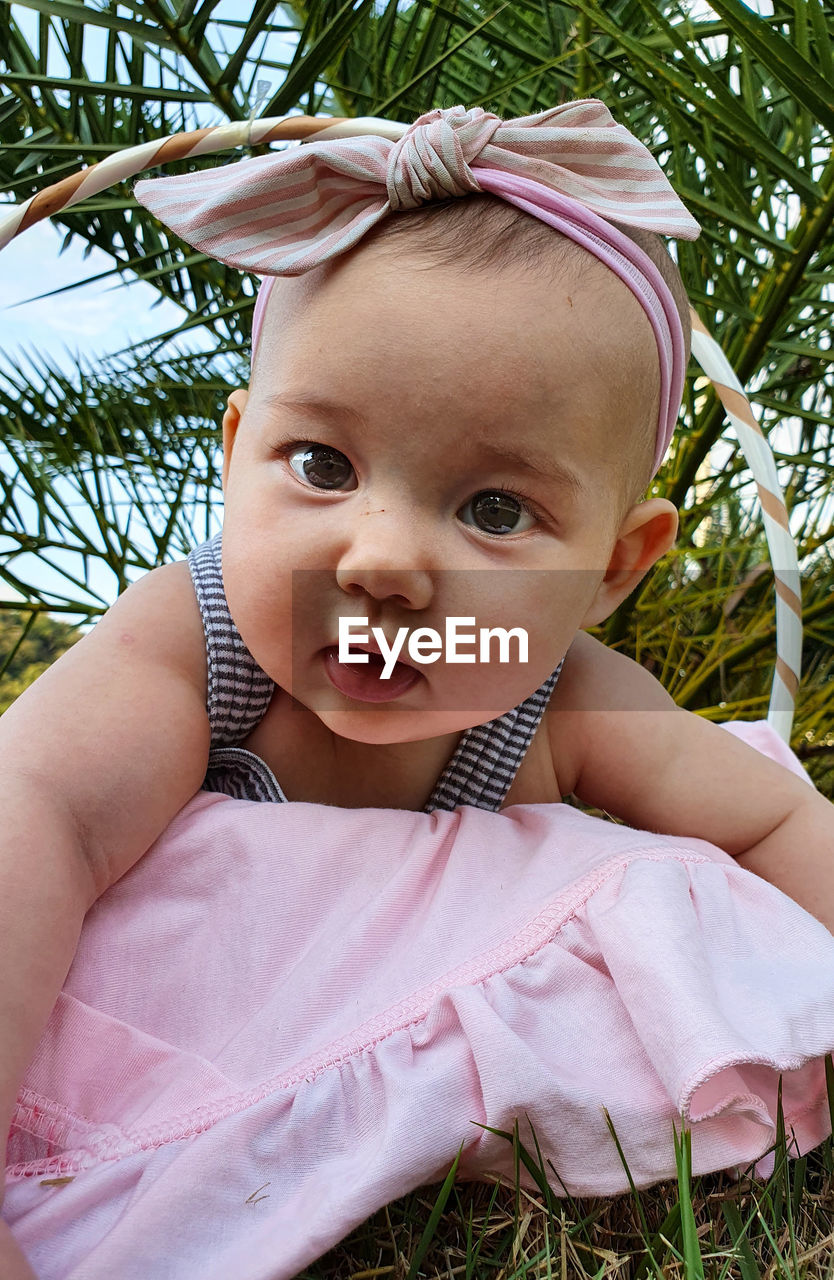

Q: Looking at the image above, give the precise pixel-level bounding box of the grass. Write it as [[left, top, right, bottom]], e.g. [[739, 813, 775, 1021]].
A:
[[301, 1067, 834, 1279]]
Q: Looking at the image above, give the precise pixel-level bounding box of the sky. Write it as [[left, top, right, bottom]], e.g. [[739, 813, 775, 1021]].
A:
[[0, 0, 304, 359], [0, 0, 824, 630], [0, 0, 777, 368], [0, 218, 189, 359], [0, 1, 301, 617], [0, 223, 212, 616]]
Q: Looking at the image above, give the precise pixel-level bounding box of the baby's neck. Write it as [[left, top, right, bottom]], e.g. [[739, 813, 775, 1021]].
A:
[[320, 720, 464, 810], [240, 692, 463, 811]]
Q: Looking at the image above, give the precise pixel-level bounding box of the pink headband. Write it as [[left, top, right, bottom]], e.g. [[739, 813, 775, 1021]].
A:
[[135, 101, 701, 476]]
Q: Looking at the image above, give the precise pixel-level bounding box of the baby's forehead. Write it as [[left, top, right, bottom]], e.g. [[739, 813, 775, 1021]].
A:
[[252, 246, 658, 459], [257, 244, 653, 372]]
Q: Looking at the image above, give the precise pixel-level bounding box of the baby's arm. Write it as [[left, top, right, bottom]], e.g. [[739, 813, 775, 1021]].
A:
[[550, 631, 834, 933], [0, 560, 210, 1250]]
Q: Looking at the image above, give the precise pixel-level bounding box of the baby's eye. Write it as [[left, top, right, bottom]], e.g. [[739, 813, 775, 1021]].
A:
[[278, 444, 538, 535], [287, 443, 356, 490], [458, 490, 538, 537]]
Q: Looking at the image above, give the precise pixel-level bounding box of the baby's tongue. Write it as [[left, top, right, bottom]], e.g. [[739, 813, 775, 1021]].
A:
[[365, 651, 395, 675]]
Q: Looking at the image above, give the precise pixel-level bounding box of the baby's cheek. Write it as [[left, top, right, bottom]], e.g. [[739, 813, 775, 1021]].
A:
[[219, 533, 278, 645]]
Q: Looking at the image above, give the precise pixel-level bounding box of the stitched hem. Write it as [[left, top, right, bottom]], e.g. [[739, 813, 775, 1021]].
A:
[[7, 847, 737, 1180]]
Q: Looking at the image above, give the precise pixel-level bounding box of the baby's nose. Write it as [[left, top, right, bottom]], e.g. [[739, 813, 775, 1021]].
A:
[[336, 504, 434, 609]]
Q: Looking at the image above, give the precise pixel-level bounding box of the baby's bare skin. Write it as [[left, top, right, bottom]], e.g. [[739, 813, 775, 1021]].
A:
[[221, 241, 675, 756], [1, 245, 832, 1264]]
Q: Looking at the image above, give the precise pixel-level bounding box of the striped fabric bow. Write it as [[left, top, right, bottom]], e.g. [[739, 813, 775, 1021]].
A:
[[134, 99, 701, 276]]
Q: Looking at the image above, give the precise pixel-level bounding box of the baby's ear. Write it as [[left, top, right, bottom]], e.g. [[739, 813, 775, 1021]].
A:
[[221, 389, 249, 490], [580, 498, 678, 628]]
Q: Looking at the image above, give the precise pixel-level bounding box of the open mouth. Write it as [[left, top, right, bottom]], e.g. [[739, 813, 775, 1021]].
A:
[[349, 644, 417, 671], [321, 645, 421, 703]]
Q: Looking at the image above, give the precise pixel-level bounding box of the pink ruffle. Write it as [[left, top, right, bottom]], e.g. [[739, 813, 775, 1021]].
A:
[[4, 720, 833, 1280]]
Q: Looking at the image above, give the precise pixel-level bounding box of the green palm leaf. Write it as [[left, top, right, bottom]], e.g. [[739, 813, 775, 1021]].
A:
[[0, 0, 832, 783]]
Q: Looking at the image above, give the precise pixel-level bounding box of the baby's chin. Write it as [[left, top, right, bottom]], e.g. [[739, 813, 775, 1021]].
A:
[[310, 704, 505, 746]]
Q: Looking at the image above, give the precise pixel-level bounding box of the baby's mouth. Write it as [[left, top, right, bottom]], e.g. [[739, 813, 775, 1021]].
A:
[[346, 642, 418, 671], [320, 644, 421, 703]]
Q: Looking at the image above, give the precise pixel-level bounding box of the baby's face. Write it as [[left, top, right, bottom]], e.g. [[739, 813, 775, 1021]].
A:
[[220, 244, 664, 744]]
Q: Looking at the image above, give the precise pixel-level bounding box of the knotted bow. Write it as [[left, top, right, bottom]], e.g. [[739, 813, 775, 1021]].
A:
[[134, 100, 700, 276]]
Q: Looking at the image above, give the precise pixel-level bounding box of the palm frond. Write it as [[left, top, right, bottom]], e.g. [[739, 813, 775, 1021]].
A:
[[0, 0, 831, 770]]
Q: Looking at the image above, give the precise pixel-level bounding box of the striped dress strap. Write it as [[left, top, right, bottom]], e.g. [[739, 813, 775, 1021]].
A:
[[424, 658, 564, 813], [186, 529, 275, 747], [187, 526, 563, 811]]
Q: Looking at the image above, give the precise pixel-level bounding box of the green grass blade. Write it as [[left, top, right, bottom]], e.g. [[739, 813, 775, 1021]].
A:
[[403, 1141, 463, 1280], [719, 1200, 761, 1280], [671, 1117, 705, 1280]]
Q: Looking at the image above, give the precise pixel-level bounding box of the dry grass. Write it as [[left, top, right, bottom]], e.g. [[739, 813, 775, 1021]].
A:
[[302, 1079, 834, 1279]]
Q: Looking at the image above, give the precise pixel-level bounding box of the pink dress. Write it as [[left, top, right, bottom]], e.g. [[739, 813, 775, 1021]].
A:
[[4, 720, 834, 1280]]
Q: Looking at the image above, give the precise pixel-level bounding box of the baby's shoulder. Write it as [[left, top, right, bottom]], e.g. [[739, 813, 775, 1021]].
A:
[[109, 558, 208, 705], [544, 630, 676, 799]]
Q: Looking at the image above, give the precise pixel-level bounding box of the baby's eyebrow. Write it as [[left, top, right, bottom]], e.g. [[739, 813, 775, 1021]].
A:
[[474, 441, 586, 499], [263, 392, 585, 498], [263, 392, 367, 431]]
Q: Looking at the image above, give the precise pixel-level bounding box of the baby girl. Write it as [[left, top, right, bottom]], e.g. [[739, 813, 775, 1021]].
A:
[[1, 100, 832, 1276]]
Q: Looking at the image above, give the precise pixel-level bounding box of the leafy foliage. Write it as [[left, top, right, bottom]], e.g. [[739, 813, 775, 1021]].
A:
[[0, 0, 833, 1265], [0, 605, 81, 713], [0, 0, 832, 790]]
